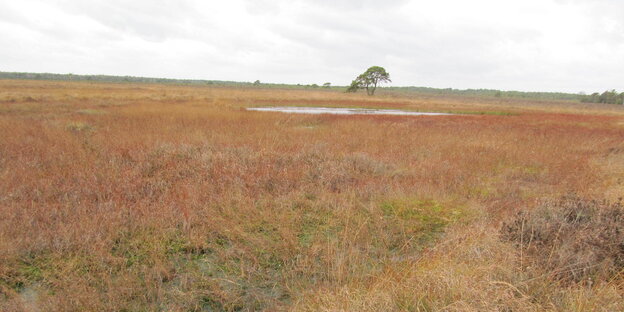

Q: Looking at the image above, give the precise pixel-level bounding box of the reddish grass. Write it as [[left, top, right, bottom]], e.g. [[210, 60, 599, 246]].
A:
[[1, 80, 623, 311]]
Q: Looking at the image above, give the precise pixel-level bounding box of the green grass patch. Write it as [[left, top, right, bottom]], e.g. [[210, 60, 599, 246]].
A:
[[379, 198, 465, 249], [76, 109, 107, 115], [66, 121, 94, 133], [442, 110, 518, 116], [297, 211, 341, 247]]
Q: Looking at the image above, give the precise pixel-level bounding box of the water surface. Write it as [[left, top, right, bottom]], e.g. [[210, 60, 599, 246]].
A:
[[247, 106, 453, 116]]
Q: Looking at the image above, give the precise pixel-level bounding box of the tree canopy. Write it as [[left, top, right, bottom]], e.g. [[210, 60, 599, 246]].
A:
[[346, 66, 391, 95], [580, 90, 624, 105]]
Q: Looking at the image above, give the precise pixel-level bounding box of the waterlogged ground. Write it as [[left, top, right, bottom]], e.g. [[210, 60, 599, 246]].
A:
[[1, 80, 624, 311], [247, 106, 454, 116]]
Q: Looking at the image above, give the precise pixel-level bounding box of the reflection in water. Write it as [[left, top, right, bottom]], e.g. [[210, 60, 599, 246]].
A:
[[247, 107, 453, 116]]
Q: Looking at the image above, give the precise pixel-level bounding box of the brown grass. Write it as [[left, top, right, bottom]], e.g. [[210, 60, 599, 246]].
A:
[[0, 80, 623, 311]]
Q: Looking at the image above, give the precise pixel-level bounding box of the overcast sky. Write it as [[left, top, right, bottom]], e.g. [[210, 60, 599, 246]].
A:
[[1, 0, 623, 92]]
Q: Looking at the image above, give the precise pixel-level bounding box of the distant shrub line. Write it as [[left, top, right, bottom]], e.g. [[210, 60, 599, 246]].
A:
[[580, 90, 624, 105], [0, 71, 250, 86], [383, 86, 584, 101], [1, 71, 622, 104], [0, 72, 338, 91]]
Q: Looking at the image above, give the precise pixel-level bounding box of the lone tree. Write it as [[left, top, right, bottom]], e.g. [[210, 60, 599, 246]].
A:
[[346, 66, 391, 95]]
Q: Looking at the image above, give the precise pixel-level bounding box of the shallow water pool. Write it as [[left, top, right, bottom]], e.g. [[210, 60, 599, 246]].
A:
[[247, 106, 453, 116]]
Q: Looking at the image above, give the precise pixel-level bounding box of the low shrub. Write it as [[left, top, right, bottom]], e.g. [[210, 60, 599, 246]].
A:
[[502, 194, 624, 283]]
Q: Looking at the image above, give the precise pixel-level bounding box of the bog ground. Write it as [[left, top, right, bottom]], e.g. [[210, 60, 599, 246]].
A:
[[1, 80, 624, 311]]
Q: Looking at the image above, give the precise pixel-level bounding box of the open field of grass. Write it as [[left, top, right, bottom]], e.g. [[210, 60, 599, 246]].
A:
[[1, 80, 624, 311]]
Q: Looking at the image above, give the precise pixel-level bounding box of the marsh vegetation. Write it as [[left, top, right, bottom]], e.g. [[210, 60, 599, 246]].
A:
[[1, 80, 623, 311]]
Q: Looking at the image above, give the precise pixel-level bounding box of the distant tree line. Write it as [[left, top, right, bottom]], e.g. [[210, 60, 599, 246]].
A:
[[0, 71, 249, 86], [2, 71, 622, 104], [0, 72, 337, 91], [580, 90, 624, 105], [383, 86, 583, 101]]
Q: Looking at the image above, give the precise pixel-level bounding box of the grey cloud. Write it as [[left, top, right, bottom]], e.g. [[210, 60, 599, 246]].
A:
[[56, 0, 202, 42], [305, 0, 409, 10], [0, 0, 623, 92], [267, 7, 533, 84]]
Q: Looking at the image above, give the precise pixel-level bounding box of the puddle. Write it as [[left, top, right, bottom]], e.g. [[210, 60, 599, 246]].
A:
[[247, 107, 453, 116]]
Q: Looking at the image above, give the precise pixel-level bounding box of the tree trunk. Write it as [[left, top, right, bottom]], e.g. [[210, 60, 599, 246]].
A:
[[369, 81, 378, 95]]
